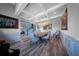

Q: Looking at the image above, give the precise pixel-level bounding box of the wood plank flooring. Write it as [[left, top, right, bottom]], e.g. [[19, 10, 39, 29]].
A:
[[10, 33, 68, 56]]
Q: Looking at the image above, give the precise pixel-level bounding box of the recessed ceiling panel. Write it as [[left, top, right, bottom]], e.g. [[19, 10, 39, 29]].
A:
[[47, 6, 66, 18], [24, 3, 44, 16], [20, 12, 32, 19], [42, 3, 60, 10]]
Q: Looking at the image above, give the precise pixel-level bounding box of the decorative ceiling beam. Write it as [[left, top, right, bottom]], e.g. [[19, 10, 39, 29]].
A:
[[38, 3, 49, 19], [34, 14, 62, 23], [29, 3, 66, 20], [15, 3, 28, 16], [19, 16, 35, 25], [47, 3, 66, 13]]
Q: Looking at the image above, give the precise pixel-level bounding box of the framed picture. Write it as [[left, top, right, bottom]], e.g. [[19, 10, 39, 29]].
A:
[[61, 8, 68, 30], [43, 24, 52, 30], [0, 14, 19, 29]]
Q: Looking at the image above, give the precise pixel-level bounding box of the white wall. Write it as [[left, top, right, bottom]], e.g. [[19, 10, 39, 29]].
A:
[[62, 3, 79, 39], [0, 3, 21, 42]]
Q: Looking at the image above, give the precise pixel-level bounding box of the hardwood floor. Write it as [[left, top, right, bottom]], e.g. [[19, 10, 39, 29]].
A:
[[42, 37, 68, 56], [10, 33, 68, 56]]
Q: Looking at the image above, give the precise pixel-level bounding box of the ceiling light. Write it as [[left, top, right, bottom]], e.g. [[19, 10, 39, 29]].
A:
[[53, 12, 56, 14]]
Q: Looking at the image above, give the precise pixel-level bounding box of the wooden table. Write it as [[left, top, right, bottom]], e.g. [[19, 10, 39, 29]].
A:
[[35, 32, 48, 37], [34, 31, 48, 42]]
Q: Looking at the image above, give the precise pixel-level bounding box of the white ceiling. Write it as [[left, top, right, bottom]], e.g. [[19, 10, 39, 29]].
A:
[[14, 3, 67, 23]]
